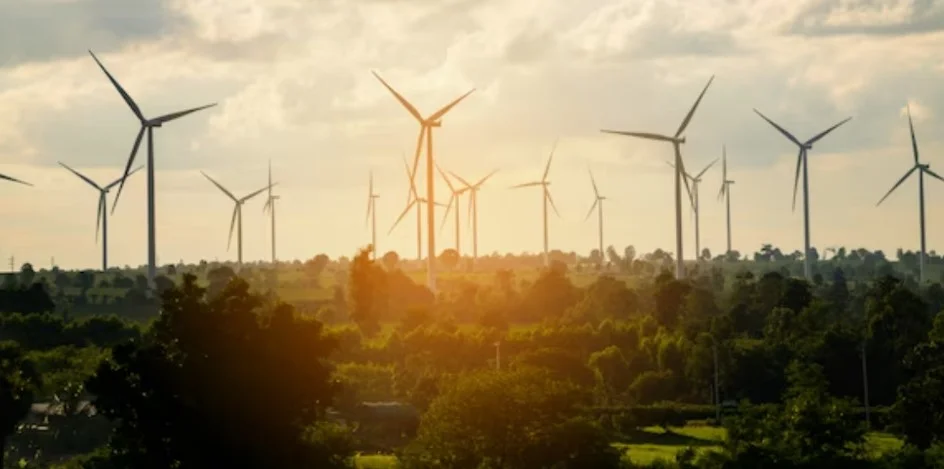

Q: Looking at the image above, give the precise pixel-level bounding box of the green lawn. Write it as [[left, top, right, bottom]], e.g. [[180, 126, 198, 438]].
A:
[[354, 454, 397, 468]]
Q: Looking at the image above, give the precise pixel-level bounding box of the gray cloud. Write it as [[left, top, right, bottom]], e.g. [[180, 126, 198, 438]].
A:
[[788, 0, 944, 36], [0, 0, 185, 68]]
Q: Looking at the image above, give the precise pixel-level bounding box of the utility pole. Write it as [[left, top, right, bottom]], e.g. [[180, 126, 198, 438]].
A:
[[9, 256, 14, 273]]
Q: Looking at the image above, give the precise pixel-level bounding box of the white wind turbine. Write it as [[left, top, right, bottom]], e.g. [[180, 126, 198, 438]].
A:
[[0, 173, 30, 187], [373, 71, 474, 293], [448, 169, 498, 268], [390, 156, 448, 240], [201, 172, 273, 269], [717, 145, 736, 256], [512, 142, 561, 267], [89, 50, 216, 287], [601, 76, 714, 279], [583, 168, 606, 267], [58, 162, 142, 271], [754, 109, 852, 280], [668, 158, 718, 262], [263, 160, 280, 264], [876, 105, 944, 284], [365, 171, 380, 260], [437, 165, 470, 256]]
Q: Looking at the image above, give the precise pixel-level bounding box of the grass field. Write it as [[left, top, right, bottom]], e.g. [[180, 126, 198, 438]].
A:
[[351, 425, 905, 468]]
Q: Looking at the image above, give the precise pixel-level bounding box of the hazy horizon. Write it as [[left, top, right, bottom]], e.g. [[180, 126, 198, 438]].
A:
[[2, 0, 944, 270]]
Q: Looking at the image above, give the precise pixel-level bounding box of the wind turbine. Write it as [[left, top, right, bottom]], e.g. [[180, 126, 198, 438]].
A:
[[668, 158, 718, 263], [511, 142, 561, 267], [717, 145, 735, 256], [876, 105, 944, 284], [263, 160, 280, 264], [754, 108, 852, 280], [437, 165, 469, 256], [601, 76, 714, 279], [372, 71, 474, 293], [365, 171, 380, 260], [448, 169, 498, 268], [58, 162, 142, 271], [583, 168, 606, 267], [89, 50, 216, 288], [201, 172, 272, 269]]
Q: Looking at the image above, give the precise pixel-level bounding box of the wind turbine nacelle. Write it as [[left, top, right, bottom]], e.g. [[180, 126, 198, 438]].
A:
[[804, 143, 813, 150], [429, 120, 443, 128], [676, 137, 687, 144], [146, 120, 164, 128]]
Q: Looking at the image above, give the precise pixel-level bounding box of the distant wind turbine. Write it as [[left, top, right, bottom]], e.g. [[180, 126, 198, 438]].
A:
[[201, 172, 273, 269], [373, 71, 474, 293], [717, 145, 735, 256], [876, 105, 944, 284], [583, 168, 606, 267], [365, 171, 380, 260], [437, 165, 469, 255], [754, 108, 852, 280], [263, 160, 280, 264], [262, 160, 281, 264], [89, 50, 216, 287], [512, 142, 561, 267], [668, 158, 718, 262], [448, 169, 498, 268], [58, 162, 142, 271], [602, 76, 714, 279]]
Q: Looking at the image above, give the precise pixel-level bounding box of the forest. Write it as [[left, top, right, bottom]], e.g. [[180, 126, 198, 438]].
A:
[[3, 244, 944, 468]]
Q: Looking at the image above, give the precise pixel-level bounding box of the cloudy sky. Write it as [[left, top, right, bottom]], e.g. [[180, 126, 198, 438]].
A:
[[2, 0, 944, 269]]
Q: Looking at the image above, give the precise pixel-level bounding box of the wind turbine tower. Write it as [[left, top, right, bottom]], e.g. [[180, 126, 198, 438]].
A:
[[58, 162, 142, 271], [437, 165, 469, 255], [89, 50, 216, 288], [263, 160, 280, 264], [602, 76, 714, 279], [201, 172, 273, 269], [512, 142, 561, 267], [449, 169, 498, 269], [717, 145, 736, 255], [584, 168, 606, 267], [876, 105, 944, 284], [669, 158, 718, 262], [372, 71, 474, 293], [366, 171, 380, 260], [754, 109, 851, 280]]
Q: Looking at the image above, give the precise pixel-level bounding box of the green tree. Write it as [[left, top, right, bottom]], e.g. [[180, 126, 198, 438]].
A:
[[85, 275, 348, 469], [0, 341, 40, 468], [348, 247, 386, 336]]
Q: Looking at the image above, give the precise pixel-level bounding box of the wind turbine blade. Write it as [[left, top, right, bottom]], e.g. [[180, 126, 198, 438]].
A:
[[439, 194, 455, 232], [0, 173, 31, 186], [448, 171, 473, 189], [717, 183, 726, 201], [546, 188, 561, 218], [58, 162, 102, 190], [372, 71, 424, 123], [152, 104, 217, 125], [696, 158, 719, 180], [428, 88, 476, 122], [96, 195, 105, 243], [924, 167, 944, 184], [511, 181, 543, 189], [227, 206, 238, 251], [588, 167, 599, 198], [265, 197, 273, 215], [877, 166, 918, 206], [473, 169, 498, 188], [543, 139, 558, 181], [722, 144, 727, 181], [88, 50, 145, 122], [584, 199, 599, 222], [753, 109, 802, 147], [110, 126, 145, 214], [436, 164, 456, 192], [240, 184, 274, 203], [664, 160, 693, 180], [675, 75, 714, 137], [792, 149, 802, 211], [601, 130, 676, 143], [805, 117, 852, 146], [907, 105, 920, 165], [201, 171, 238, 202], [388, 199, 416, 235], [104, 165, 143, 190], [402, 154, 420, 200]]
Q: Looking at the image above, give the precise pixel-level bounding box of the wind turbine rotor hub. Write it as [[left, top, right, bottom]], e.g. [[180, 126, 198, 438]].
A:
[[429, 120, 442, 127]]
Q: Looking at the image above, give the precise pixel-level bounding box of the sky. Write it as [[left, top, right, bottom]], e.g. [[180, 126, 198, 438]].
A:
[[3, 0, 944, 270]]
